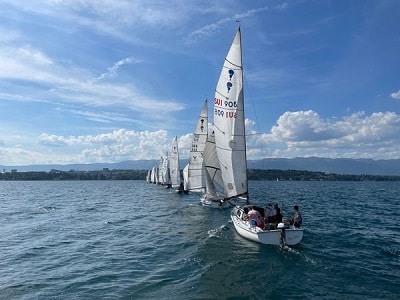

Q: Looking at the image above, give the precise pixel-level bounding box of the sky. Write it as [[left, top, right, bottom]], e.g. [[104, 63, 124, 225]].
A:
[[0, 0, 400, 166]]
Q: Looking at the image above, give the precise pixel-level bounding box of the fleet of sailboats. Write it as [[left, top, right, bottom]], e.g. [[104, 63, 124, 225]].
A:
[[145, 27, 303, 246]]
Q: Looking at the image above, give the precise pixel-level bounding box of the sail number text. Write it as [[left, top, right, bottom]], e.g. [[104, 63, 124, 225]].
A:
[[214, 98, 237, 108], [214, 98, 237, 119]]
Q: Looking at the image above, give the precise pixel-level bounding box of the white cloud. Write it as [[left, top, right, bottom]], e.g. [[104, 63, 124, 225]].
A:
[[3, 0, 192, 38], [2, 109, 400, 165], [254, 110, 400, 159], [0, 44, 185, 115], [390, 90, 400, 99], [0, 45, 55, 82], [35, 129, 171, 163], [0, 146, 53, 166], [58, 108, 133, 123], [185, 3, 287, 44], [94, 57, 142, 82]]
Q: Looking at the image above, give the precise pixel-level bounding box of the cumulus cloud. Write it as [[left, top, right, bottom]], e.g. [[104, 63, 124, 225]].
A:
[[259, 110, 400, 159], [37, 129, 172, 163], [0, 146, 53, 166], [3, 109, 400, 165], [390, 90, 400, 99]]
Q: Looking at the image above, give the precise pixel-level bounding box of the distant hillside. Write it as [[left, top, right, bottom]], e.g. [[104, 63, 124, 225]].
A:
[[2, 157, 400, 176], [0, 160, 156, 172], [247, 157, 400, 176]]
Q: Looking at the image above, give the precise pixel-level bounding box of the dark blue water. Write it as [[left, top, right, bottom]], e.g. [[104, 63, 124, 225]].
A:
[[0, 180, 399, 299]]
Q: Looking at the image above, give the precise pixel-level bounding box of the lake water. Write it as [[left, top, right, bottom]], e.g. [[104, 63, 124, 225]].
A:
[[0, 180, 399, 299]]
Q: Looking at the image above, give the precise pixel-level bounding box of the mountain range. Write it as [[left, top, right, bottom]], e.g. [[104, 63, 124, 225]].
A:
[[2, 157, 400, 176]]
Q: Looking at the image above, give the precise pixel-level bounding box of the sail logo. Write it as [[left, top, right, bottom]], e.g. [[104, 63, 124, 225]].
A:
[[227, 69, 234, 92]]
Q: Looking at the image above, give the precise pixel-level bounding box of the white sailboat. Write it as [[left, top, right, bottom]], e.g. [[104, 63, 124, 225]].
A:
[[200, 27, 248, 208], [231, 204, 303, 246], [146, 169, 151, 183], [182, 99, 208, 194], [200, 130, 226, 207], [169, 136, 182, 191], [223, 27, 303, 246], [158, 155, 170, 186], [150, 166, 157, 184]]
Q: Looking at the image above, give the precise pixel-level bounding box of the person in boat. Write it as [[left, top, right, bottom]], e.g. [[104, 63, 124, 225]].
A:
[[177, 182, 185, 194], [268, 207, 283, 230], [286, 205, 302, 228], [266, 203, 278, 223], [247, 206, 264, 229]]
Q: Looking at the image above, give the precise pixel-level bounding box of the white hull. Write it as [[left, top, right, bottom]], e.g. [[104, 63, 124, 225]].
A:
[[200, 194, 248, 209], [231, 206, 303, 246], [200, 195, 232, 209]]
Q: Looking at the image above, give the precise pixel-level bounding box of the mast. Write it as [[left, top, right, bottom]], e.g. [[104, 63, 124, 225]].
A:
[[238, 26, 249, 202]]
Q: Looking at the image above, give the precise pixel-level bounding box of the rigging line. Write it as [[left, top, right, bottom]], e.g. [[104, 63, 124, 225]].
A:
[[243, 66, 268, 170]]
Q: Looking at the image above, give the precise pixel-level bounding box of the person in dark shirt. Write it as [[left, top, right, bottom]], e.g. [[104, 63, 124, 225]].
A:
[[286, 205, 302, 228]]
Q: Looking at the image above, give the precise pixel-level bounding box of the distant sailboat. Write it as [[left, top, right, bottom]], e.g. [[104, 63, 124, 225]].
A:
[[182, 99, 208, 194], [200, 27, 248, 208], [158, 155, 170, 187], [146, 169, 151, 183], [152, 166, 158, 184], [169, 136, 183, 192]]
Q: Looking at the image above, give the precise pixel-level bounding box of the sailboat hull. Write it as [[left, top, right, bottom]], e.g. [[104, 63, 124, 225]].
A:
[[231, 206, 303, 246], [200, 195, 231, 209], [200, 194, 247, 209]]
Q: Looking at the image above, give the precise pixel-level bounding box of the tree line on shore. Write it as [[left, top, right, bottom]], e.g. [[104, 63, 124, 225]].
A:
[[1, 168, 400, 181]]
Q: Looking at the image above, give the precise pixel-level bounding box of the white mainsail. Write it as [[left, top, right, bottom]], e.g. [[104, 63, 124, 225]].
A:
[[146, 169, 151, 183], [169, 136, 181, 188], [183, 99, 208, 193], [213, 27, 248, 200], [154, 167, 159, 184], [158, 155, 169, 185], [203, 130, 224, 199]]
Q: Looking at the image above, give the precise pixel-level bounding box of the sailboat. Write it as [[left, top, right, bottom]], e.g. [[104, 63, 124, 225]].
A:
[[157, 155, 170, 187], [169, 136, 183, 192], [200, 130, 226, 206], [146, 169, 151, 183], [151, 166, 158, 184], [182, 99, 208, 194], [224, 27, 303, 245], [200, 27, 248, 208]]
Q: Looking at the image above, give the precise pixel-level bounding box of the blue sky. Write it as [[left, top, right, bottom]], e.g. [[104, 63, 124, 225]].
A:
[[0, 0, 399, 166]]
